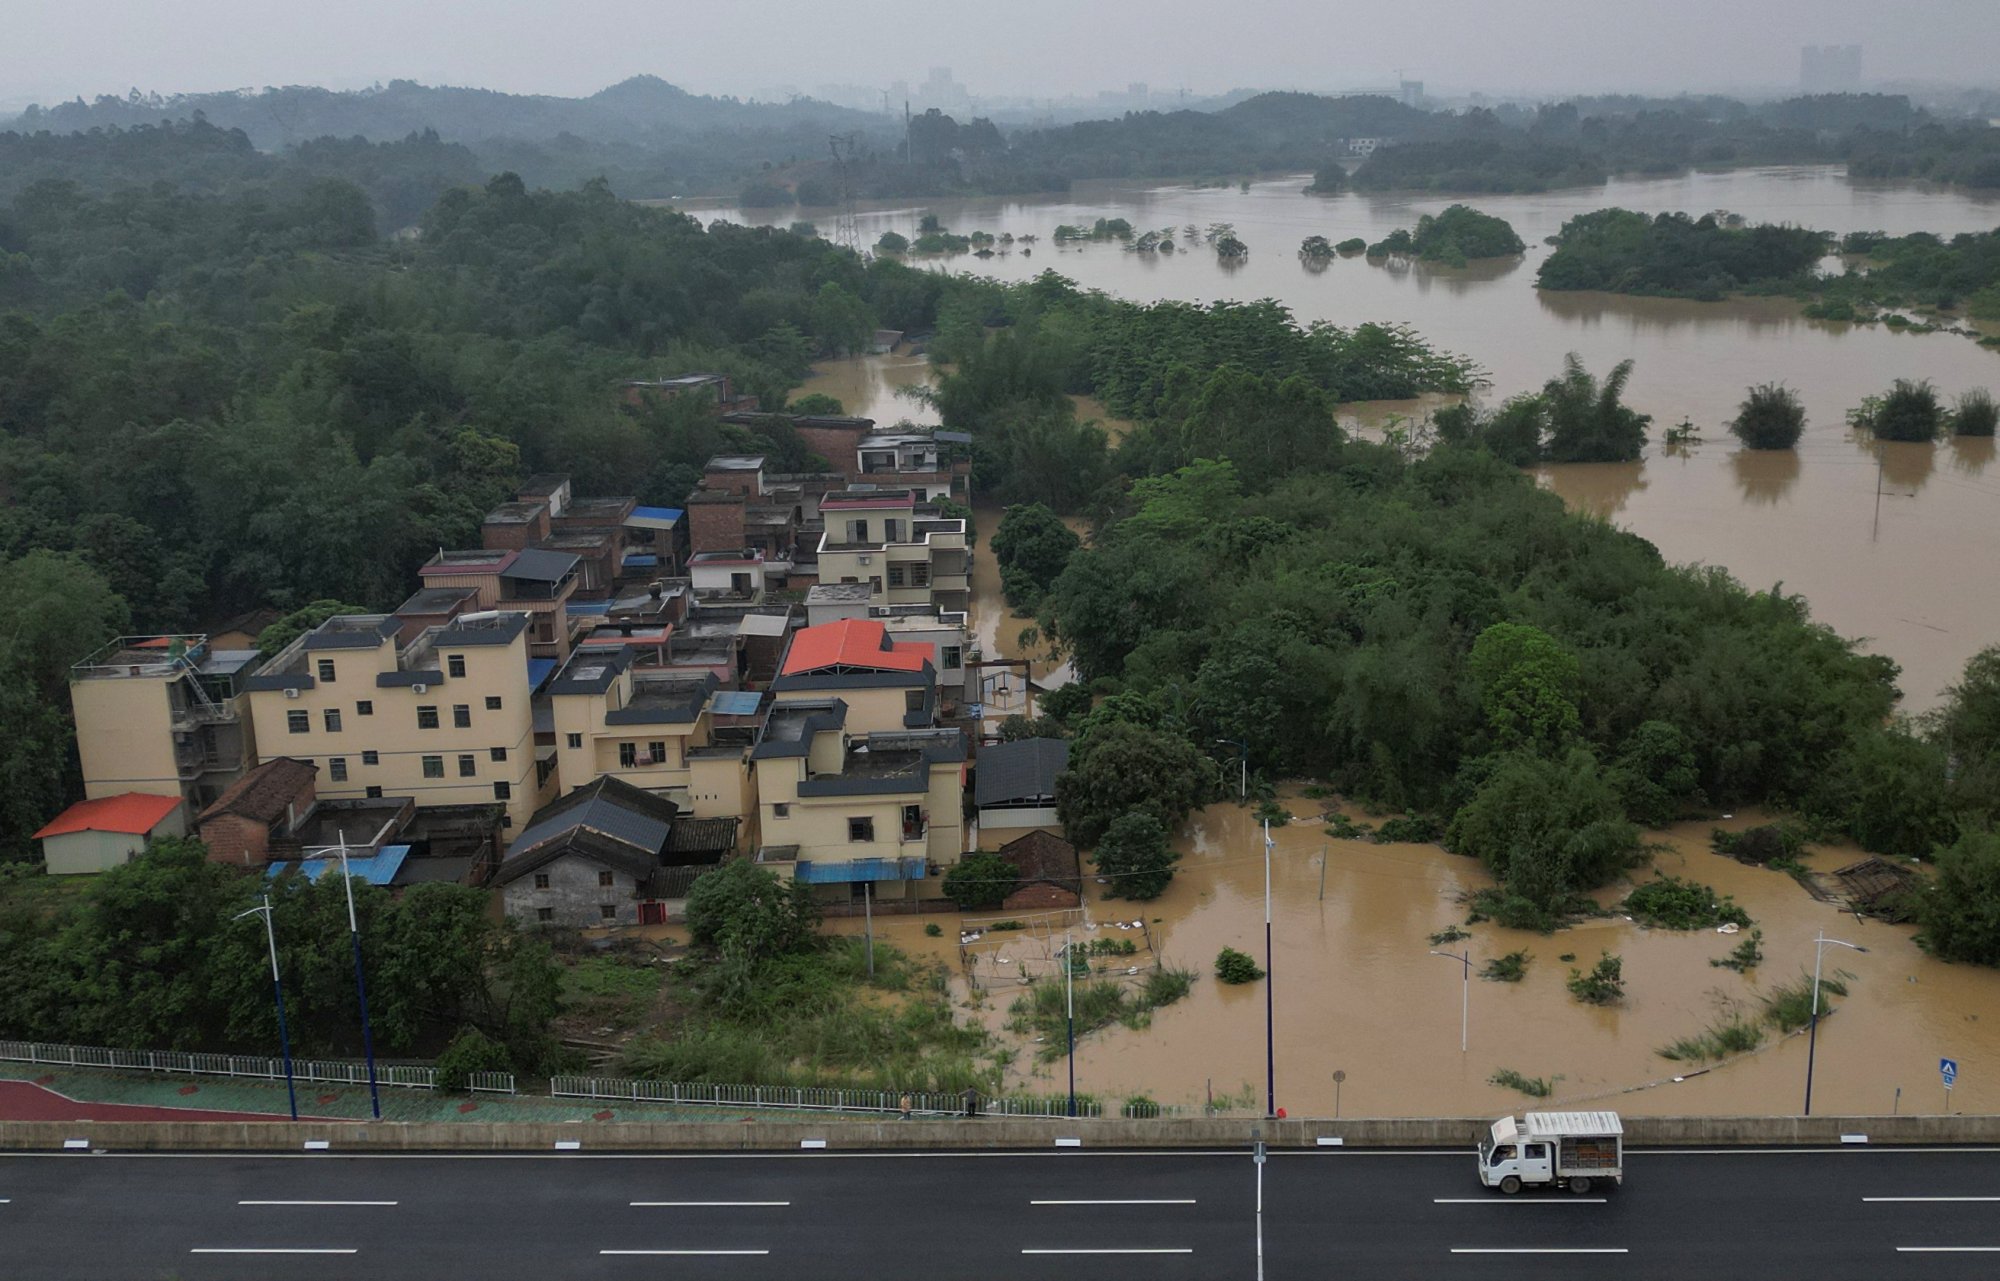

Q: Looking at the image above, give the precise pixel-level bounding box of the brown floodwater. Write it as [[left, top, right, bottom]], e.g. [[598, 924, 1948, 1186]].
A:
[[699, 166, 2000, 709], [831, 800, 2000, 1119]]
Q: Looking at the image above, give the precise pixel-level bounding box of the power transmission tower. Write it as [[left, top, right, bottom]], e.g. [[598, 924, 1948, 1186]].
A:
[[828, 132, 861, 252]]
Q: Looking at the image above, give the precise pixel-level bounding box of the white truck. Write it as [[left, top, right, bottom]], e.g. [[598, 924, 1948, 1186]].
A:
[[1477, 1111, 1623, 1194]]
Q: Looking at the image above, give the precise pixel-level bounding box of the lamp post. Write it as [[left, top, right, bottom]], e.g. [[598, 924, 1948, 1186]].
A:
[[234, 894, 298, 1122], [1064, 928, 1077, 1119], [1214, 739, 1248, 801], [324, 837, 383, 1120], [1803, 927, 1868, 1116], [1263, 819, 1276, 1118], [1428, 948, 1471, 1053]]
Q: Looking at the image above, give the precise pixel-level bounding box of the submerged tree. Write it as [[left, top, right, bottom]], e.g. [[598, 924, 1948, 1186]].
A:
[[1857, 378, 1945, 442], [1953, 388, 1997, 438], [1729, 383, 1807, 450], [1541, 353, 1650, 462]]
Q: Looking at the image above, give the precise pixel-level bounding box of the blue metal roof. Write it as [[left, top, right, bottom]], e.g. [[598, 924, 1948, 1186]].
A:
[[709, 690, 763, 716], [267, 845, 410, 886], [526, 658, 558, 690], [566, 599, 613, 616], [793, 856, 927, 884], [628, 506, 684, 527], [622, 553, 660, 569]]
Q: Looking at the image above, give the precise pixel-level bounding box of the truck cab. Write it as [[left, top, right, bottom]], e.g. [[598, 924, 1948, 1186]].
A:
[[1478, 1111, 1623, 1194]]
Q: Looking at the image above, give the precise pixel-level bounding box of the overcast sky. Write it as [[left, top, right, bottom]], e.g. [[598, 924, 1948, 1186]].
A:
[[6, 0, 1998, 107]]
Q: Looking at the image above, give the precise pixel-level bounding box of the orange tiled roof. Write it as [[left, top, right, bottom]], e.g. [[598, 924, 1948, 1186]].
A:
[[780, 619, 928, 676], [33, 793, 182, 840]]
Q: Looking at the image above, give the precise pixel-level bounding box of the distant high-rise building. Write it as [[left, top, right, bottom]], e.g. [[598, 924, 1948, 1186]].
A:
[[1399, 79, 1425, 108], [1800, 45, 1863, 94]]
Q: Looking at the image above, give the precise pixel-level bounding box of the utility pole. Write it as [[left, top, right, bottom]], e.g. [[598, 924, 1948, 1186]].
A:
[[331, 837, 382, 1119], [1318, 845, 1327, 902], [1263, 820, 1276, 1118], [235, 895, 298, 1122]]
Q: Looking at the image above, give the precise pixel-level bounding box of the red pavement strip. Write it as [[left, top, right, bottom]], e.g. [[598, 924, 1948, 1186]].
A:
[[0, 1079, 352, 1123]]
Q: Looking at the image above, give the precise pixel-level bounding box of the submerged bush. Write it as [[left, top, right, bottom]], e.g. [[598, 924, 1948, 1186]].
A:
[[1215, 946, 1266, 984], [1730, 383, 1807, 450], [1953, 388, 1998, 437]]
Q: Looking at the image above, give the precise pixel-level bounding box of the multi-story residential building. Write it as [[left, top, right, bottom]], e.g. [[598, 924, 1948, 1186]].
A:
[[751, 700, 967, 905], [417, 547, 581, 661], [68, 634, 263, 811], [803, 589, 974, 707], [815, 489, 970, 616], [768, 617, 940, 731], [855, 430, 963, 502], [242, 611, 553, 832], [548, 656, 730, 811]]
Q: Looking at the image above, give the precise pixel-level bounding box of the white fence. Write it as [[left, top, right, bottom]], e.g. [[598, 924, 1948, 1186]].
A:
[[549, 1076, 1124, 1118], [0, 1040, 440, 1091]]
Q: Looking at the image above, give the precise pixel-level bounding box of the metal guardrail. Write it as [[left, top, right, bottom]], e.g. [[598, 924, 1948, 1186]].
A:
[[467, 1071, 518, 1095], [548, 1076, 1117, 1118], [0, 1040, 439, 1091]]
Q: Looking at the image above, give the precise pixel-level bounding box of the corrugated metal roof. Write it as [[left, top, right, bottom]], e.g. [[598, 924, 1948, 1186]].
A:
[[1522, 1111, 1623, 1136], [627, 506, 684, 529], [34, 793, 183, 839], [268, 845, 410, 886], [710, 690, 763, 716], [526, 658, 558, 691], [975, 738, 1070, 807]]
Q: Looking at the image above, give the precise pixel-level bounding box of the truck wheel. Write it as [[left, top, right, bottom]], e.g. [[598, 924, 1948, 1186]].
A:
[[1569, 1177, 1592, 1195], [1500, 1176, 1521, 1195]]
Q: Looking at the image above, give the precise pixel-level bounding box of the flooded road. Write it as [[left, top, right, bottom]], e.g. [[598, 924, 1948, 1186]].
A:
[[835, 801, 2000, 1118], [713, 166, 2000, 708]]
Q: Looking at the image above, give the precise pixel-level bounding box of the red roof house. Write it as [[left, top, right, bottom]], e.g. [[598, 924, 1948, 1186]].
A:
[[34, 793, 187, 875]]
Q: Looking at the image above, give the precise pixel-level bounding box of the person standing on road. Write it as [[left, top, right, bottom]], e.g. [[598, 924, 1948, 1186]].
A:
[[900, 1092, 913, 1119]]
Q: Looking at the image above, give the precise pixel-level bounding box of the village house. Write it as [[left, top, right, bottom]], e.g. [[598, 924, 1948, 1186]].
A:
[[68, 634, 263, 812], [33, 793, 187, 876]]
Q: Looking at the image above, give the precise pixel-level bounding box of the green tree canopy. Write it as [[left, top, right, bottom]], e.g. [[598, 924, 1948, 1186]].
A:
[[942, 853, 1019, 910], [1467, 622, 1582, 752], [684, 860, 820, 961], [1056, 721, 1214, 848], [991, 503, 1081, 589], [1915, 830, 2000, 966], [1092, 812, 1180, 900], [1729, 384, 1807, 450]]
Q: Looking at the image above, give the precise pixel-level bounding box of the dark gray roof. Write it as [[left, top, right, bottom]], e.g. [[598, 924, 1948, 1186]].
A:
[[300, 615, 400, 651], [605, 673, 717, 726], [397, 586, 479, 616], [667, 816, 740, 860], [549, 647, 632, 696], [500, 548, 579, 583], [493, 777, 679, 887], [975, 738, 1070, 808], [437, 612, 533, 647]]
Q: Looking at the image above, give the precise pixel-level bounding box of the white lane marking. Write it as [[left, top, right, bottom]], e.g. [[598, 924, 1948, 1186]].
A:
[[629, 1200, 790, 1207], [1435, 1197, 1606, 1204], [1897, 1247, 2000, 1253], [1451, 1247, 1629, 1254], [11, 1146, 2000, 1162], [1032, 1198, 1198, 1205], [191, 1248, 358, 1255], [1867, 1196, 2000, 1202], [601, 1249, 770, 1256], [239, 1200, 398, 1206], [1022, 1248, 1193, 1254]]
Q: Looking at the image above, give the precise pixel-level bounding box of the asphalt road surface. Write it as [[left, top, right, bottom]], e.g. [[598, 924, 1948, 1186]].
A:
[[2, 1144, 1997, 1279]]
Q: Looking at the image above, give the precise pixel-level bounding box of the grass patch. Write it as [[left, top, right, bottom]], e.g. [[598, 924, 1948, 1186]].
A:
[[1428, 925, 1471, 946], [1659, 1015, 1766, 1062], [1490, 1068, 1558, 1098], [1567, 952, 1625, 1005], [1008, 965, 1199, 1060], [1623, 875, 1752, 929], [1711, 928, 1764, 972], [1322, 811, 1373, 839], [563, 955, 664, 1029], [1656, 969, 1855, 1063], [1481, 950, 1530, 982], [1763, 972, 1849, 1032]]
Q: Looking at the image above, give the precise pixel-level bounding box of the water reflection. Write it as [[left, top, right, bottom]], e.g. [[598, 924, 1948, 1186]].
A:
[[1536, 289, 1808, 336], [1535, 460, 1648, 519], [1858, 435, 1939, 495], [1949, 434, 1997, 476], [1730, 449, 1803, 506]]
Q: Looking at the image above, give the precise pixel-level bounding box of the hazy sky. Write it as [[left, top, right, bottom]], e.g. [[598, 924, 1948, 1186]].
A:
[[6, 0, 1998, 106]]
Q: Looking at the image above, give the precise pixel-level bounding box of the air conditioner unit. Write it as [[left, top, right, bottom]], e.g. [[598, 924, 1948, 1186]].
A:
[[858, 555, 872, 565], [284, 687, 301, 700], [412, 682, 428, 694]]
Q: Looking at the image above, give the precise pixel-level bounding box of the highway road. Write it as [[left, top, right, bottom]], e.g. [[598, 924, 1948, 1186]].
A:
[[1, 1144, 1996, 1279]]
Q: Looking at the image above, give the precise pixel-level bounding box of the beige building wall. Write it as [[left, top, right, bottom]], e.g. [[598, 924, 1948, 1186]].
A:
[[771, 685, 917, 736], [247, 632, 548, 832], [70, 679, 181, 801], [551, 674, 713, 805]]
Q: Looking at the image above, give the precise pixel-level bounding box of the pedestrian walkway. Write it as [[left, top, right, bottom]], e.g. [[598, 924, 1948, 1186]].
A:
[[0, 1062, 875, 1125]]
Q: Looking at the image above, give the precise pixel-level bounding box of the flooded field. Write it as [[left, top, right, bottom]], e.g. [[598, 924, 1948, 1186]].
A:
[[713, 166, 2000, 708], [833, 802, 2000, 1119]]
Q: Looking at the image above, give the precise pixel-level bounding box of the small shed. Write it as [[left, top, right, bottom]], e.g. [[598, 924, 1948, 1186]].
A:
[[974, 738, 1069, 832], [997, 829, 1082, 911], [1834, 856, 1918, 921], [195, 757, 319, 867], [34, 793, 187, 875]]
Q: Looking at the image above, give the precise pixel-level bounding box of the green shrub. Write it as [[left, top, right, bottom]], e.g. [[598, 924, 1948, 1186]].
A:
[[1215, 946, 1266, 984], [942, 853, 1020, 911], [1711, 928, 1764, 972], [1481, 950, 1529, 982], [1122, 1093, 1163, 1118], [434, 1026, 511, 1093], [1855, 379, 1944, 441], [1712, 824, 1804, 865], [1953, 388, 1998, 437], [1623, 875, 1753, 930], [1729, 383, 1806, 450], [1763, 972, 1848, 1032], [1335, 237, 1367, 254], [1660, 1015, 1765, 1062], [924, 922, 943, 938], [875, 230, 909, 253], [1489, 1068, 1555, 1098], [1428, 925, 1470, 946], [1375, 813, 1444, 844], [1567, 952, 1624, 1005]]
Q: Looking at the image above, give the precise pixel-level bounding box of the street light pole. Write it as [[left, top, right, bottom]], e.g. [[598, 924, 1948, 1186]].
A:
[[235, 894, 298, 1122], [331, 837, 383, 1120], [1065, 928, 1077, 1119], [1263, 819, 1276, 1118], [1803, 927, 1868, 1116], [1428, 949, 1471, 1053]]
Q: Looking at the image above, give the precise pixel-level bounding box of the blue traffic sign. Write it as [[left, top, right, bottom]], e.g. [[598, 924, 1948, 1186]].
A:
[[1941, 1058, 1959, 1089]]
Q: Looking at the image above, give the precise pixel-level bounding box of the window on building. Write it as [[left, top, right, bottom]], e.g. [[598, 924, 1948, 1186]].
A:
[[494, 781, 512, 801], [600, 904, 618, 921], [286, 710, 309, 734], [647, 741, 667, 765], [884, 519, 903, 543], [458, 754, 477, 778], [453, 704, 471, 729], [566, 733, 583, 749], [417, 705, 439, 729], [485, 695, 503, 711], [422, 755, 444, 779], [849, 816, 875, 842], [598, 870, 615, 888], [365, 786, 384, 799], [536, 907, 554, 922], [773, 803, 790, 819], [905, 689, 925, 712], [316, 658, 337, 683], [941, 645, 962, 670], [533, 873, 550, 890], [447, 654, 467, 679], [501, 814, 512, 829], [847, 519, 869, 543], [618, 742, 638, 768], [356, 700, 373, 716], [490, 747, 507, 762], [362, 750, 379, 766], [328, 758, 348, 783], [910, 561, 930, 587], [323, 708, 342, 733], [887, 564, 907, 588]]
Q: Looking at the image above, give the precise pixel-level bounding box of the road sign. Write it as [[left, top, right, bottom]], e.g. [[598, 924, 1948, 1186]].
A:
[[1941, 1058, 1958, 1089]]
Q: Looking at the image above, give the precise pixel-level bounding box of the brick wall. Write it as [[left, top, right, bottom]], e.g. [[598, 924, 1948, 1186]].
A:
[[198, 813, 273, 868], [687, 494, 746, 554], [792, 423, 867, 480], [1003, 882, 1080, 912], [481, 505, 550, 551]]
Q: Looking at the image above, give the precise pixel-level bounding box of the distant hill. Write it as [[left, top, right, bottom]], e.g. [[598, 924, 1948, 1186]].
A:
[[8, 75, 889, 151]]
